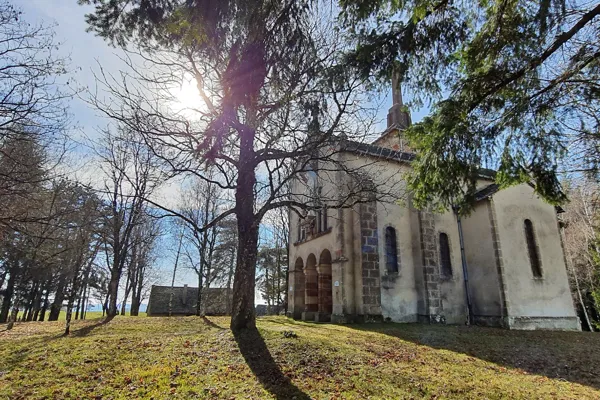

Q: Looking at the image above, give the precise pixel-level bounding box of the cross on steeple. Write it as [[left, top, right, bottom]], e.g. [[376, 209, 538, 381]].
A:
[[387, 71, 411, 130], [392, 71, 403, 106]]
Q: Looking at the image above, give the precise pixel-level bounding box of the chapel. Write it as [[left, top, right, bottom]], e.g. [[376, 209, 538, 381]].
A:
[[287, 79, 580, 330]]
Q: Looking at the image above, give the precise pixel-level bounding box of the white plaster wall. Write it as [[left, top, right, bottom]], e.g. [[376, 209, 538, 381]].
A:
[[461, 201, 503, 318], [433, 210, 468, 324], [376, 200, 419, 322], [492, 184, 576, 319]]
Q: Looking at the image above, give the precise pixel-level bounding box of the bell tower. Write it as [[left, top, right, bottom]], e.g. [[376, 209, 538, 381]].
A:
[[387, 72, 411, 130], [372, 72, 412, 152]]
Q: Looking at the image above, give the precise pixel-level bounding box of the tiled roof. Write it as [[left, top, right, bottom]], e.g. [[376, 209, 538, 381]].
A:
[[342, 139, 416, 163], [474, 183, 500, 201], [341, 139, 495, 180], [473, 182, 564, 213]]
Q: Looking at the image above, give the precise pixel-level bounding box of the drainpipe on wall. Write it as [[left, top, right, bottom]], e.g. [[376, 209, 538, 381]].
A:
[[453, 206, 473, 325]]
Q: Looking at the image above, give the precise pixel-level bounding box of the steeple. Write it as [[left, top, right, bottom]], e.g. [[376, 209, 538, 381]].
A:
[[372, 71, 413, 152], [387, 71, 411, 130]]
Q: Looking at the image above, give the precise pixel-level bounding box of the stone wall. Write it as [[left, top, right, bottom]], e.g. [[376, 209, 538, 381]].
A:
[[359, 201, 382, 321], [418, 210, 443, 323]]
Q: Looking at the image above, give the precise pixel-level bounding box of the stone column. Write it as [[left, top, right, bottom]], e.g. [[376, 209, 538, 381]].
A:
[[302, 267, 318, 321], [418, 210, 443, 323], [359, 201, 383, 322], [289, 269, 305, 320], [316, 263, 332, 322]]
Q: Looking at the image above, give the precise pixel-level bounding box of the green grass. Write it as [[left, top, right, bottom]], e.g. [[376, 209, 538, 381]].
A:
[[0, 316, 599, 399]]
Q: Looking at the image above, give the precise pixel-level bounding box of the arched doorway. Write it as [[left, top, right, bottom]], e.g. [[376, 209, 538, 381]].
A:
[[317, 249, 333, 322], [303, 254, 318, 320], [292, 257, 305, 320]]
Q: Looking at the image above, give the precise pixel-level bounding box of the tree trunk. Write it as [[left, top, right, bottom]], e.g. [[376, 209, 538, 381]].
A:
[[120, 270, 131, 316], [130, 264, 144, 316], [226, 247, 235, 315], [64, 280, 79, 335], [31, 282, 45, 321], [39, 289, 50, 321], [230, 123, 258, 331], [24, 281, 39, 322], [0, 270, 16, 323], [196, 273, 203, 316], [0, 267, 7, 292], [106, 264, 120, 319], [49, 276, 67, 321], [231, 219, 259, 330], [6, 304, 19, 330], [75, 280, 85, 320], [64, 297, 74, 336]]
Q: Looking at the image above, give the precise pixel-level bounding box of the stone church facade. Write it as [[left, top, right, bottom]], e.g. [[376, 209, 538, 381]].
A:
[[287, 84, 580, 330]]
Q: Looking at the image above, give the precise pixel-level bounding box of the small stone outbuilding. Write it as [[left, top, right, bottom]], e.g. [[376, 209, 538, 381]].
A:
[[146, 285, 232, 316]]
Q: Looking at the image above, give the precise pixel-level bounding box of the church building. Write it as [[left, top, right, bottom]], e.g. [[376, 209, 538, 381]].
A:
[[287, 81, 580, 330]]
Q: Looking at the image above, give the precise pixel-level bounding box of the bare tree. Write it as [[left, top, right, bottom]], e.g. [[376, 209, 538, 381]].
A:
[[257, 207, 289, 314], [121, 215, 161, 316], [82, 2, 404, 330], [0, 1, 72, 140], [94, 128, 161, 320], [562, 179, 600, 331], [179, 173, 225, 315]]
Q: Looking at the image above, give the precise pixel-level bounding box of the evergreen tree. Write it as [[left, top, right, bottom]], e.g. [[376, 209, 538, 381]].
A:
[[341, 0, 600, 212]]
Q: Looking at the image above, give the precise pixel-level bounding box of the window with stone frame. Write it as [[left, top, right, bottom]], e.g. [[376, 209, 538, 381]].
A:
[[439, 232, 452, 278], [524, 219, 542, 278], [385, 226, 399, 273], [314, 186, 328, 233]]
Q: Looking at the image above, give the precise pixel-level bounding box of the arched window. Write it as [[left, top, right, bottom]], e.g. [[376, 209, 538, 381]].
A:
[[385, 227, 399, 273], [439, 232, 452, 277], [524, 219, 542, 277]]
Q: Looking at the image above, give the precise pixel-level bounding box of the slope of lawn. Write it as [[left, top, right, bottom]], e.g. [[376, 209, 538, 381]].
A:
[[0, 315, 599, 399]]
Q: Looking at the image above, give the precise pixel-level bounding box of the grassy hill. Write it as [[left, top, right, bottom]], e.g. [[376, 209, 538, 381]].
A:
[[0, 316, 598, 399]]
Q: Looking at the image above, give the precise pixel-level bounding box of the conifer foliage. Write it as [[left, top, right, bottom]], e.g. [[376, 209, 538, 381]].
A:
[[341, 0, 600, 212]]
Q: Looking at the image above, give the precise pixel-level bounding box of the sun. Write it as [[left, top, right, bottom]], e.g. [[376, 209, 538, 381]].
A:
[[170, 75, 206, 118]]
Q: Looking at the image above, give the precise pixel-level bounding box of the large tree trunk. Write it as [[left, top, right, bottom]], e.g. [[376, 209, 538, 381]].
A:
[[230, 124, 258, 331], [48, 276, 67, 321], [231, 218, 259, 330], [106, 262, 121, 319]]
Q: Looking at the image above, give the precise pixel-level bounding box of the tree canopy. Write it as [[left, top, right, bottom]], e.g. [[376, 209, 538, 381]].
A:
[[341, 0, 600, 212]]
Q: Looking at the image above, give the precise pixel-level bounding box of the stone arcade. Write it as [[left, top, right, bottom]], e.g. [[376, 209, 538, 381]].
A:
[[287, 82, 580, 330]]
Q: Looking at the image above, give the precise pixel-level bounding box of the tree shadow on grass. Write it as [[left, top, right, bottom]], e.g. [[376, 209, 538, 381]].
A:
[[258, 316, 321, 328], [347, 323, 600, 390], [69, 317, 112, 338], [202, 316, 225, 330], [233, 327, 311, 400]]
